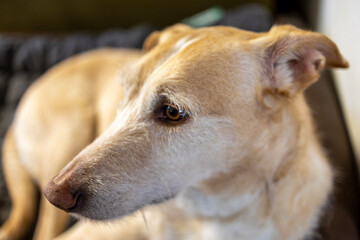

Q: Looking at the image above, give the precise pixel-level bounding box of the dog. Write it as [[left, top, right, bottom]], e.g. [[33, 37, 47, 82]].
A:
[[0, 24, 348, 240]]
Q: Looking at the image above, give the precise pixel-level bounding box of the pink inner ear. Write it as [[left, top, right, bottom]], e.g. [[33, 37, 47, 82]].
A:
[[286, 50, 325, 77], [302, 49, 326, 76], [313, 59, 323, 72], [289, 50, 326, 89], [269, 48, 326, 96]]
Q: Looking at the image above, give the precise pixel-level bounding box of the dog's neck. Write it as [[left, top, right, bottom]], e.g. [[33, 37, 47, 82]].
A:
[[253, 95, 320, 179]]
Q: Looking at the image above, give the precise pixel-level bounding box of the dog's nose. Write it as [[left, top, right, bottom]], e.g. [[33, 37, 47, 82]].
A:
[[44, 179, 81, 212]]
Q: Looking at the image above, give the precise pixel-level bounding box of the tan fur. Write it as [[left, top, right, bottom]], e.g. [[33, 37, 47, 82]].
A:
[[0, 24, 348, 240]]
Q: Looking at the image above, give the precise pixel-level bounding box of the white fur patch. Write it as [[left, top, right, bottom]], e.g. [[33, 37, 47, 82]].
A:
[[148, 37, 201, 81]]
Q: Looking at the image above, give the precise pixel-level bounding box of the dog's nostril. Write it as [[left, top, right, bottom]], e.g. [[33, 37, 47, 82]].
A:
[[70, 190, 82, 208], [70, 188, 81, 198], [44, 180, 81, 212]]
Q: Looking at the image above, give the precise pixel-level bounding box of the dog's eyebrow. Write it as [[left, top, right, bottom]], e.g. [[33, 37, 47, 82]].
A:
[[153, 88, 182, 107], [152, 85, 198, 115]]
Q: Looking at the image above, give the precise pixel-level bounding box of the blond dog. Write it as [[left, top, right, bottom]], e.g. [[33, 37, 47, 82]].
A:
[[0, 24, 348, 240]]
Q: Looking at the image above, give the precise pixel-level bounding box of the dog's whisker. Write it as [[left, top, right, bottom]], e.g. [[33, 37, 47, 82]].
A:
[[154, 170, 173, 199], [140, 210, 149, 234]]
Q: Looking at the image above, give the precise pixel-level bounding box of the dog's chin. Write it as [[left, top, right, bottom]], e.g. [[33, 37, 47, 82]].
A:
[[70, 195, 174, 221]]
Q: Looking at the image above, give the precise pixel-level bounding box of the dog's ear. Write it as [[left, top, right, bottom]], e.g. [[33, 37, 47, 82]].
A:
[[257, 25, 348, 97], [143, 31, 161, 52], [143, 24, 192, 52]]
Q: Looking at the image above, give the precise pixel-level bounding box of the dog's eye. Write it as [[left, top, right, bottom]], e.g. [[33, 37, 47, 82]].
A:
[[163, 104, 186, 121]]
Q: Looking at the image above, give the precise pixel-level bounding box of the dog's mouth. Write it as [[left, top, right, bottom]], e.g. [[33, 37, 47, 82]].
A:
[[149, 195, 174, 205], [67, 191, 175, 221]]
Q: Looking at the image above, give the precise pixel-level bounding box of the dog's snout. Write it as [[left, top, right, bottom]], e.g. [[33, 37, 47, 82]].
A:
[[44, 178, 81, 212]]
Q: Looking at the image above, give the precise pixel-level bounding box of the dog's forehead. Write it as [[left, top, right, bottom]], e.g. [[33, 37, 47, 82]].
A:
[[124, 27, 260, 112], [145, 31, 250, 80], [139, 27, 256, 71]]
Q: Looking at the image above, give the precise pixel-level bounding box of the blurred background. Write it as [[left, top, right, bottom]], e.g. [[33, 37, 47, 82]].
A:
[[0, 0, 359, 239]]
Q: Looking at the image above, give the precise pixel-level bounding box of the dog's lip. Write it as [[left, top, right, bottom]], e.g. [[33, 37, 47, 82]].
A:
[[149, 195, 174, 205], [51, 202, 71, 212]]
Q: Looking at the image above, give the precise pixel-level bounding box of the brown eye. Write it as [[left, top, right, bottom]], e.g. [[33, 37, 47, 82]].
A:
[[164, 104, 186, 121]]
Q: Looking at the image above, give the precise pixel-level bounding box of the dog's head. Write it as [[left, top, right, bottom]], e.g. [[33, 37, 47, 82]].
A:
[[44, 24, 348, 220]]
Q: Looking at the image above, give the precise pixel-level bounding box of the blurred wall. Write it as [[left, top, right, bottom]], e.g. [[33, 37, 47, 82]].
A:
[[315, 0, 360, 174]]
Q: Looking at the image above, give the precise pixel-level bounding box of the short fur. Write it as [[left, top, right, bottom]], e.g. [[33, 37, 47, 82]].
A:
[[0, 24, 348, 240]]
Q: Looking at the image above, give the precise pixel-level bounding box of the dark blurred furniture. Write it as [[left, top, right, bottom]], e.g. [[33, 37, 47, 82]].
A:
[[0, 0, 272, 33]]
